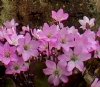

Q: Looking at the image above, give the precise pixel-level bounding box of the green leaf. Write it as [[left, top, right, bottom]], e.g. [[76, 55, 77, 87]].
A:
[[35, 77, 50, 87], [5, 78, 16, 87], [34, 62, 50, 87]]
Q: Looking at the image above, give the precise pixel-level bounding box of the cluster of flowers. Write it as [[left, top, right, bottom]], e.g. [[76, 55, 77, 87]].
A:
[[0, 8, 100, 87]]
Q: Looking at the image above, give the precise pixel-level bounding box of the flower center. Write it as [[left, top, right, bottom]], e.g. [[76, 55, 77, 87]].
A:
[[86, 23, 90, 29], [54, 69, 60, 76], [61, 38, 66, 44], [24, 45, 30, 51], [47, 33, 52, 38], [71, 55, 78, 61], [14, 65, 19, 70], [5, 52, 11, 58]]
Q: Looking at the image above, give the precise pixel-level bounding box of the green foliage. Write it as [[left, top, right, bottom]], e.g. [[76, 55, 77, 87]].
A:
[[5, 78, 16, 87], [34, 62, 50, 87], [0, 0, 17, 25]]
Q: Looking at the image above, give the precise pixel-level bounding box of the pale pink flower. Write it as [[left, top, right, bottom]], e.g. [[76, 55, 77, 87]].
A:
[[4, 19, 18, 29], [5, 58, 29, 74], [0, 42, 17, 65], [3, 19, 18, 36], [91, 78, 100, 87], [2, 25, 24, 46], [52, 9, 69, 22], [4, 33, 24, 46], [56, 28, 74, 51], [79, 16, 95, 30], [43, 60, 72, 86], [74, 30, 97, 53], [67, 26, 79, 35], [33, 23, 58, 42], [17, 33, 39, 61], [58, 48, 91, 72]]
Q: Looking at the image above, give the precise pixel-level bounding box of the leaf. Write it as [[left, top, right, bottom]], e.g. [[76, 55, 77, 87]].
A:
[[34, 62, 50, 87], [5, 78, 16, 87], [35, 77, 50, 87]]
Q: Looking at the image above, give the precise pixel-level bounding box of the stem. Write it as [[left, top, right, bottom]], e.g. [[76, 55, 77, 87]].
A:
[[47, 42, 50, 59]]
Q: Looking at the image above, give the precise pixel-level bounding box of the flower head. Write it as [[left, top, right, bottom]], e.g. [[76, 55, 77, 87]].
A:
[[4, 33, 24, 46], [17, 33, 39, 61], [35, 23, 58, 42], [52, 9, 69, 22], [0, 42, 17, 65], [79, 16, 95, 30], [4, 19, 18, 29], [58, 48, 91, 72], [74, 30, 97, 53], [56, 28, 74, 51], [43, 60, 72, 86], [5, 58, 29, 74]]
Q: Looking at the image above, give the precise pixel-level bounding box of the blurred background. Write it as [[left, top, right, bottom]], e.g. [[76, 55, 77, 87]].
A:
[[0, 0, 99, 28]]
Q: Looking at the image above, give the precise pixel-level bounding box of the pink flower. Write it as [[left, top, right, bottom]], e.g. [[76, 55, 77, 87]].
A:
[[0, 42, 17, 65], [67, 26, 79, 35], [91, 78, 100, 87], [43, 60, 72, 86], [56, 28, 74, 51], [79, 16, 95, 30], [2, 25, 24, 46], [5, 58, 29, 74], [17, 33, 39, 61], [3, 19, 18, 37], [58, 48, 91, 72], [33, 23, 58, 42], [4, 19, 18, 29], [4, 33, 24, 46], [74, 30, 97, 53], [52, 9, 69, 22]]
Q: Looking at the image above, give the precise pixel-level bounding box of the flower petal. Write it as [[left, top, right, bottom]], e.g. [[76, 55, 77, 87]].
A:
[[67, 61, 75, 71]]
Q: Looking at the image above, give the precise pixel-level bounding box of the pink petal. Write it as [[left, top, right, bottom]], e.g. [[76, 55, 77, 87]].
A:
[[60, 75, 68, 83], [75, 61, 84, 72], [22, 51, 30, 61], [79, 20, 86, 26], [46, 60, 56, 69], [79, 53, 91, 61], [89, 18, 95, 27], [43, 68, 54, 75], [83, 16, 89, 23], [91, 78, 99, 87], [2, 58, 10, 65], [62, 13, 69, 21], [58, 60, 67, 67], [25, 33, 31, 44], [18, 38, 25, 46], [67, 61, 75, 71], [17, 46, 24, 54], [48, 75, 55, 84], [53, 76, 60, 86], [52, 11, 57, 20], [58, 54, 70, 62]]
